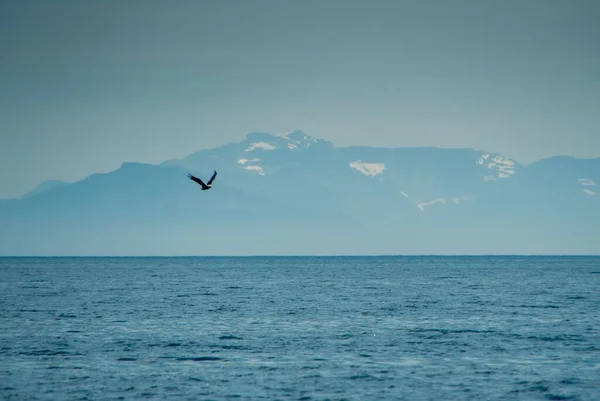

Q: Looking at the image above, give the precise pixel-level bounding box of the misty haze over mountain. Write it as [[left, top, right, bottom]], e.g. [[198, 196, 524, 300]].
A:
[[1, 131, 598, 256]]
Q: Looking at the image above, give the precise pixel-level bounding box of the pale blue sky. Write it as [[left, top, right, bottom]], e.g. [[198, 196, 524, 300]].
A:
[[1, 0, 599, 198]]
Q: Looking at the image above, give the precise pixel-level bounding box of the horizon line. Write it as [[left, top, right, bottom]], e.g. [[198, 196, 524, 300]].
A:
[[1, 254, 599, 258]]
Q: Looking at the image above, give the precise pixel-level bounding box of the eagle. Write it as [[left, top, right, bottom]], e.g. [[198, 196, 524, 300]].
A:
[[187, 170, 217, 190]]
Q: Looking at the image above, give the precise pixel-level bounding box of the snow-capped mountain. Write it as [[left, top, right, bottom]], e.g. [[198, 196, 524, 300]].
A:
[[1, 131, 598, 255]]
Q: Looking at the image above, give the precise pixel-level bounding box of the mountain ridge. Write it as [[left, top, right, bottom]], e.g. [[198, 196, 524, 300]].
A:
[[13, 130, 600, 201], [2, 130, 598, 255]]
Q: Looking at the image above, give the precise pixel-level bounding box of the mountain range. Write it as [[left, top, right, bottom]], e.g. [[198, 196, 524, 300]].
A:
[[1, 130, 598, 255]]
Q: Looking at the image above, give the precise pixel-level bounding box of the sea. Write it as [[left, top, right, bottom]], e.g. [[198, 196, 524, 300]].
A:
[[0, 256, 599, 400]]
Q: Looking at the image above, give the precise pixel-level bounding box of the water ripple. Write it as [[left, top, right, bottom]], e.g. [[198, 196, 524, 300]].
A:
[[1, 255, 599, 400]]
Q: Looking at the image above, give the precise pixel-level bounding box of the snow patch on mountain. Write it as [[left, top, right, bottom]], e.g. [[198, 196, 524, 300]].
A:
[[349, 161, 386, 177], [245, 142, 276, 152], [578, 178, 596, 186], [277, 131, 320, 150], [243, 165, 265, 176], [237, 158, 261, 165], [418, 198, 446, 211], [417, 197, 469, 211], [578, 178, 596, 195], [577, 178, 596, 195], [477, 153, 516, 179], [238, 157, 265, 175]]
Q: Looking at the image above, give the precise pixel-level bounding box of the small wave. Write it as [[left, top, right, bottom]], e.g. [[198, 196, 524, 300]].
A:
[[545, 394, 577, 400], [515, 305, 560, 309], [219, 335, 243, 340], [559, 378, 580, 385], [349, 373, 384, 381], [385, 358, 425, 366], [529, 383, 550, 392], [209, 305, 239, 312], [525, 334, 585, 343], [409, 328, 496, 335], [507, 359, 565, 365], [216, 344, 249, 350], [20, 350, 79, 357], [57, 313, 77, 318], [176, 356, 224, 362]]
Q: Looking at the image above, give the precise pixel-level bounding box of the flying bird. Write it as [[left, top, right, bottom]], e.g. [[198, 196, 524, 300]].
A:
[[187, 170, 217, 190]]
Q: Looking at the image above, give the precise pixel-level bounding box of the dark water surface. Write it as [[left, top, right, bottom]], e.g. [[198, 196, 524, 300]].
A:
[[1, 256, 599, 400]]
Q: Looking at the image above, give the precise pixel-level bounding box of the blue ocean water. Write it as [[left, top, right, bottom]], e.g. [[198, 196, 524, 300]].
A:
[[0, 256, 599, 400]]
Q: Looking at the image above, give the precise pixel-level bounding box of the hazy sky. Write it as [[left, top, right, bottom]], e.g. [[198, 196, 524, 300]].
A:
[[1, 0, 599, 198]]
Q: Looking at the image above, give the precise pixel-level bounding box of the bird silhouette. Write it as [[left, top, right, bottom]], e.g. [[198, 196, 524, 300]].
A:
[[187, 170, 217, 190]]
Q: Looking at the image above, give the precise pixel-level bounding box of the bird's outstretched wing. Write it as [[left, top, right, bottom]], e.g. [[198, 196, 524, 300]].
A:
[[206, 170, 217, 185], [187, 173, 207, 188]]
